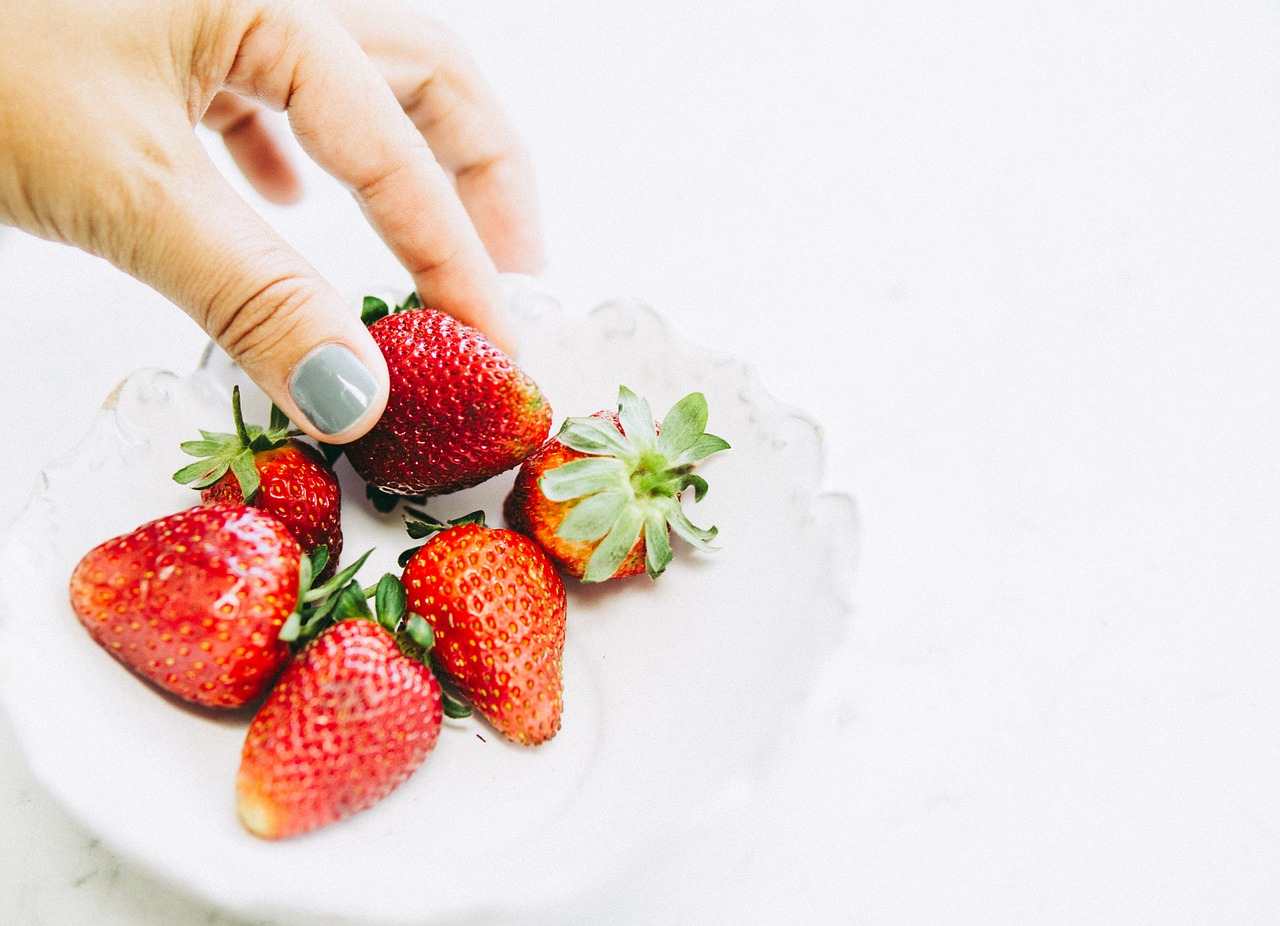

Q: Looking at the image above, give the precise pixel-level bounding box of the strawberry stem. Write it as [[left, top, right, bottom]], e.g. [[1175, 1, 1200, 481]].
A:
[[231, 385, 252, 449]]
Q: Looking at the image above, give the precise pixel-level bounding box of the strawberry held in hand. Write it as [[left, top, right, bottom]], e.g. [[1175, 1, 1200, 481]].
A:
[[504, 386, 729, 582], [400, 511, 567, 745], [68, 503, 361, 709], [344, 293, 552, 497], [237, 575, 443, 840], [174, 386, 342, 576]]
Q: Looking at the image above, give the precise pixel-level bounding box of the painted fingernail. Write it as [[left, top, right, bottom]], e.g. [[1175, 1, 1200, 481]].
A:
[[289, 343, 378, 435]]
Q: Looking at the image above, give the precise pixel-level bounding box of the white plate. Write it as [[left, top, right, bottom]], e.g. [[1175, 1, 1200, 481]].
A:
[[0, 277, 856, 925]]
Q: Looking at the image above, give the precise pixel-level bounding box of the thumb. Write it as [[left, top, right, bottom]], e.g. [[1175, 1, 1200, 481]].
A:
[[124, 136, 389, 444]]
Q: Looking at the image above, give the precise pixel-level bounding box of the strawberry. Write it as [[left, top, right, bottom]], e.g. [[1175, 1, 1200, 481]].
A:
[[504, 386, 729, 582], [174, 386, 342, 578], [237, 575, 443, 839], [68, 503, 366, 709], [399, 511, 566, 745], [342, 293, 552, 497]]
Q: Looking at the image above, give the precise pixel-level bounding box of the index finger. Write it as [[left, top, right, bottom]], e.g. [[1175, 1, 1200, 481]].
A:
[[222, 0, 514, 352], [325, 0, 544, 277]]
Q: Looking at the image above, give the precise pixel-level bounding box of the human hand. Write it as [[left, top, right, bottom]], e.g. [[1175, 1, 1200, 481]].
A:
[[0, 0, 542, 442]]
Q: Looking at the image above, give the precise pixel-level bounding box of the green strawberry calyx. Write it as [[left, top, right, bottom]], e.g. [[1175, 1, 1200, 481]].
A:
[[276, 545, 373, 645], [279, 553, 469, 719], [360, 291, 422, 326], [397, 509, 487, 567], [543, 386, 730, 582], [279, 548, 416, 652], [173, 385, 300, 501]]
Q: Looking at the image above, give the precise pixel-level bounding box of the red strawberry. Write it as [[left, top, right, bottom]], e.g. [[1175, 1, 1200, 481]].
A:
[[174, 385, 342, 577], [504, 386, 729, 582], [237, 575, 443, 839], [400, 511, 566, 745], [69, 503, 302, 708], [343, 294, 552, 497]]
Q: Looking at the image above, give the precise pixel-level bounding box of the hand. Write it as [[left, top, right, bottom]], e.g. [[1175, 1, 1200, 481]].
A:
[[0, 0, 542, 442]]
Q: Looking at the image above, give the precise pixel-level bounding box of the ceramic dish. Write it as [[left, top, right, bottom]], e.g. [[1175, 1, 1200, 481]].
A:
[[0, 277, 856, 924]]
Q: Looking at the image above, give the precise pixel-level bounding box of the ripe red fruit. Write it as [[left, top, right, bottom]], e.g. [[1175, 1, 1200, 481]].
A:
[[343, 295, 552, 497], [236, 598, 443, 840], [68, 503, 302, 709], [174, 386, 342, 577], [504, 386, 729, 582], [400, 512, 567, 745]]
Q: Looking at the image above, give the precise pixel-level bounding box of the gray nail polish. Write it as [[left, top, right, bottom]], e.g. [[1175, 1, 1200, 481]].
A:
[[289, 344, 378, 435]]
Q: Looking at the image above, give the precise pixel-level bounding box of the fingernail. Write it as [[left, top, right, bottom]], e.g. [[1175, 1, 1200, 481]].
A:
[[289, 343, 378, 435]]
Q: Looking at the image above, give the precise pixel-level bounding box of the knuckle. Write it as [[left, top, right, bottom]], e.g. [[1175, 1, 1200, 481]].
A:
[[353, 142, 433, 203], [453, 148, 511, 186], [221, 0, 308, 107], [204, 271, 319, 364], [405, 240, 464, 283]]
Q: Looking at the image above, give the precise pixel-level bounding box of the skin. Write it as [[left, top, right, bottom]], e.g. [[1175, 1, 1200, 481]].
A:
[[0, 0, 542, 442]]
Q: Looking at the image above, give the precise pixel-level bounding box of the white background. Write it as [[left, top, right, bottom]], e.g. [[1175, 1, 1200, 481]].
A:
[[2, 0, 1279, 922]]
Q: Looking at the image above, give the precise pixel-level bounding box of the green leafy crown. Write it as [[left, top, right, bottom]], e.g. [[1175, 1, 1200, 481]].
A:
[[173, 385, 298, 501], [278, 549, 469, 718], [360, 291, 422, 326], [541, 386, 730, 582]]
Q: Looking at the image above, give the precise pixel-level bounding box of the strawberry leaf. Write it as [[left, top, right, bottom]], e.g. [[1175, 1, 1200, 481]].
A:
[[674, 432, 731, 467], [307, 545, 329, 583], [361, 296, 391, 326], [405, 613, 434, 650], [582, 505, 644, 583], [404, 510, 450, 539], [297, 548, 314, 597], [366, 483, 402, 513], [178, 439, 225, 457], [556, 416, 637, 461], [333, 580, 374, 622], [268, 403, 291, 434], [616, 385, 657, 452], [538, 457, 628, 501], [441, 692, 473, 719], [230, 450, 261, 501], [656, 391, 709, 458], [278, 611, 302, 643], [678, 473, 710, 502], [302, 548, 373, 604], [661, 498, 720, 551], [556, 490, 629, 542], [172, 458, 230, 488], [404, 508, 486, 539], [642, 507, 674, 578], [427, 652, 474, 717], [375, 573, 407, 631]]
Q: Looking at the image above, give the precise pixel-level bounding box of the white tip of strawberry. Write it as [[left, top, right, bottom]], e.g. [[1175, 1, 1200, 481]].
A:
[[237, 789, 281, 839]]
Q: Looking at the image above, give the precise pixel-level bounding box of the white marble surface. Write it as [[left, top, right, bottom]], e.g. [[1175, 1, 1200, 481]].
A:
[[2, 1, 1279, 922]]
